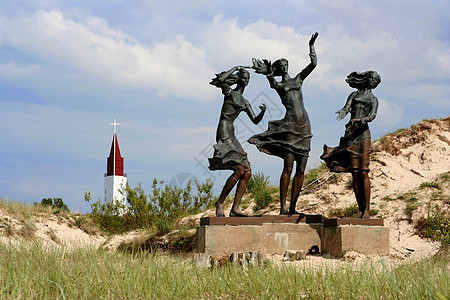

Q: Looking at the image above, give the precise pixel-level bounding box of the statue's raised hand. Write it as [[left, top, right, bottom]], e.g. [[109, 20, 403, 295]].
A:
[[309, 32, 319, 46], [252, 58, 272, 75]]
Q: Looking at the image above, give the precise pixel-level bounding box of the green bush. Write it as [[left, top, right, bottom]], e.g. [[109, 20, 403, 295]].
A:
[[247, 171, 270, 193], [35, 198, 69, 213], [86, 178, 215, 235], [248, 171, 274, 212], [252, 188, 273, 212]]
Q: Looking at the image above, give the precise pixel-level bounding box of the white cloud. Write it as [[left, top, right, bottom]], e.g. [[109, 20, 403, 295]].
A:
[[0, 10, 215, 101], [203, 15, 313, 73]]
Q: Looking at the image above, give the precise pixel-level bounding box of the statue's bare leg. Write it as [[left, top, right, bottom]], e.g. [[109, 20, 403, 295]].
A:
[[289, 156, 308, 214], [361, 171, 371, 218], [352, 171, 364, 218], [280, 154, 294, 215], [215, 167, 243, 217], [230, 168, 252, 217]]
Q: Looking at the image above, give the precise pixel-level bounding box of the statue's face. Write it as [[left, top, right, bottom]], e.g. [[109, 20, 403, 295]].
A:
[[239, 72, 250, 86], [367, 76, 376, 88], [278, 60, 288, 74]]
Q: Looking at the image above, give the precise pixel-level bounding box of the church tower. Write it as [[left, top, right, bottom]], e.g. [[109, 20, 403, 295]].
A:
[[104, 119, 127, 208]]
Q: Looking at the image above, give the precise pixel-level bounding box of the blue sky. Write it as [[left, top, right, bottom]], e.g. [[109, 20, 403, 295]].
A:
[[0, 0, 449, 213]]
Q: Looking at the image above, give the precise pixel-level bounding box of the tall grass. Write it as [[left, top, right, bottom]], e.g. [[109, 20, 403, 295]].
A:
[[0, 198, 54, 219], [1, 242, 448, 299]]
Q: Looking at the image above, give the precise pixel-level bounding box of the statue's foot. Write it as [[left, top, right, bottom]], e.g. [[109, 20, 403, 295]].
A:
[[362, 210, 371, 219], [215, 201, 225, 217], [229, 210, 250, 217], [280, 209, 289, 215]]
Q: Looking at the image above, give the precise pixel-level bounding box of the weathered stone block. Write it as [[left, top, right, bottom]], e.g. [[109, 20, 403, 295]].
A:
[[196, 222, 322, 256], [265, 223, 322, 254], [321, 224, 389, 257]]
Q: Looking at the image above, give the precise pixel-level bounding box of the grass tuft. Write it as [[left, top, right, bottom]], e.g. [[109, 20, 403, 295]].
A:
[[416, 205, 450, 248], [327, 204, 359, 218], [419, 181, 440, 189]]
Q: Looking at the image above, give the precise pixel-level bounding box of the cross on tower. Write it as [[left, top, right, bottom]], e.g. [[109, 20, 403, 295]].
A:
[[110, 118, 120, 135], [109, 118, 120, 176]]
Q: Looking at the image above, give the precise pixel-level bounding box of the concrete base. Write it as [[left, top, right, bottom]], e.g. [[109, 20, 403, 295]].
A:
[[196, 216, 389, 257], [197, 219, 322, 256], [321, 218, 389, 257]]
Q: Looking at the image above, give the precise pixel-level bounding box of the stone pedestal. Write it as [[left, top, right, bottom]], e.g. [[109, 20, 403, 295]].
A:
[[197, 215, 323, 256], [321, 218, 389, 257]]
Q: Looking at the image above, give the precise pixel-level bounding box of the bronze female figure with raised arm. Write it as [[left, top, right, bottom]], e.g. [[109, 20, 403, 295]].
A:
[[249, 32, 318, 215], [209, 66, 266, 217]]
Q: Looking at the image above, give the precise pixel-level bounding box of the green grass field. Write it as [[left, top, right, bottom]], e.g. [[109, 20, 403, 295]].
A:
[[1, 242, 448, 299]]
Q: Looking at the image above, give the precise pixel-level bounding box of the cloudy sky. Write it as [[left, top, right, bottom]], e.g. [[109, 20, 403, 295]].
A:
[[1, 0, 449, 213]]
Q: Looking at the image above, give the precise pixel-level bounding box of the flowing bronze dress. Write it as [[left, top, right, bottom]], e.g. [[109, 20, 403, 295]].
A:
[[321, 93, 378, 173], [248, 54, 316, 159]]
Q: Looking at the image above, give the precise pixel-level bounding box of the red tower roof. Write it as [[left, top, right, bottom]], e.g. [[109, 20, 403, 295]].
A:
[[106, 133, 124, 176]]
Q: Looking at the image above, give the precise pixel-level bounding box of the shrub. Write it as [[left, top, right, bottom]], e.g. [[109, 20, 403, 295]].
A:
[[248, 172, 274, 212], [86, 178, 215, 235], [247, 171, 270, 193], [252, 188, 273, 212], [35, 197, 69, 213], [416, 206, 449, 247]]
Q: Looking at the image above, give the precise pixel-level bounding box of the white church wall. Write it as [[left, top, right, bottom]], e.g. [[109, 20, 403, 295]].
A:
[[104, 175, 128, 208]]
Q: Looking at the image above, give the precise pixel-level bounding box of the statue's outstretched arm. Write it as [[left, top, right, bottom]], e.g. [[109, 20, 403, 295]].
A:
[[336, 91, 355, 121], [245, 101, 266, 125], [298, 32, 318, 81]]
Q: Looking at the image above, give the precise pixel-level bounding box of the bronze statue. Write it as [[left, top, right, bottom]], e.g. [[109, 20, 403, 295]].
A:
[[209, 66, 266, 217], [249, 32, 318, 215], [320, 71, 381, 218]]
